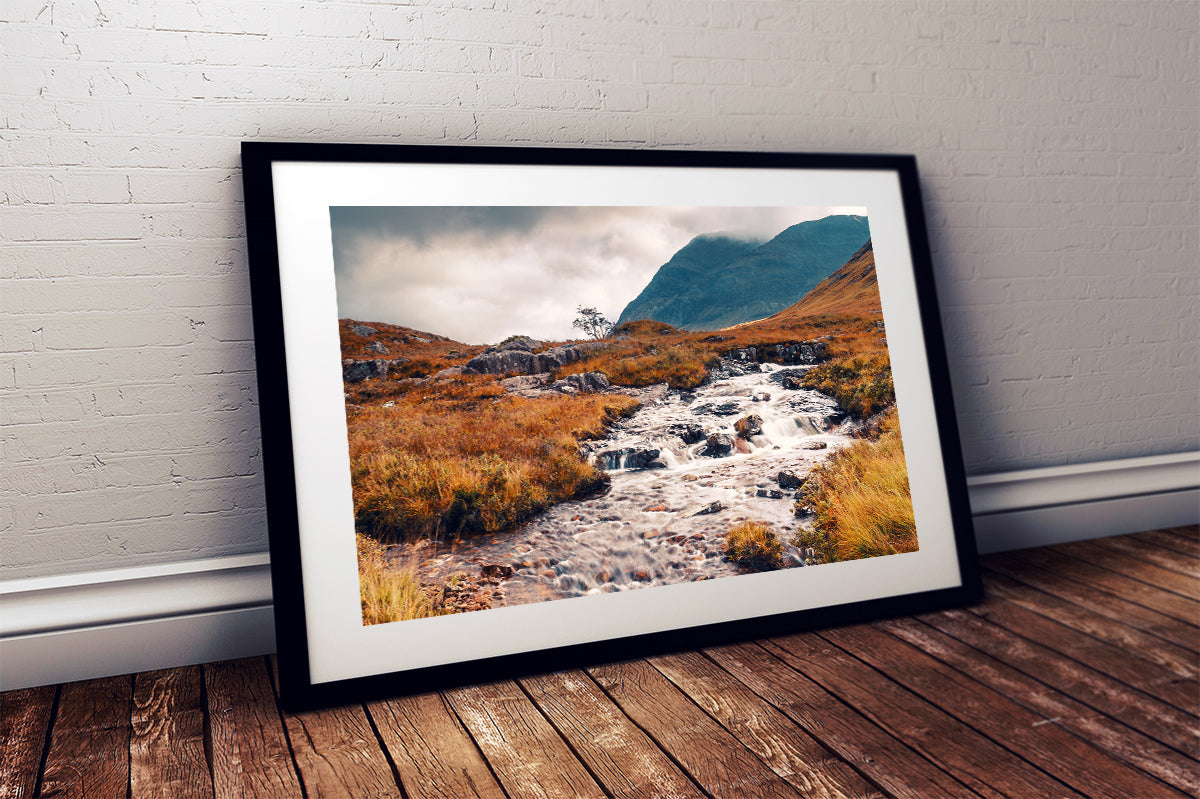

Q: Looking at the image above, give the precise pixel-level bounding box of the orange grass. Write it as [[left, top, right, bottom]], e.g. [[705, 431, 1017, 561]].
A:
[[348, 380, 638, 541], [357, 534, 446, 624], [793, 414, 916, 563], [723, 520, 785, 570], [802, 352, 895, 419]]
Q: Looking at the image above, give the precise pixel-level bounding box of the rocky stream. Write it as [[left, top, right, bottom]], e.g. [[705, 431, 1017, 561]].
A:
[[387, 359, 854, 612]]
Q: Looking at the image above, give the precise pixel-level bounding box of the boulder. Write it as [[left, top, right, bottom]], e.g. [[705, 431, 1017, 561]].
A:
[[480, 564, 514, 581], [532, 344, 586, 372], [463, 349, 537, 375], [694, 501, 724, 516], [553, 371, 610, 394], [342, 358, 401, 383], [778, 469, 805, 489], [691, 400, 742, 417], [487, 335, 543, 353], [350, 324, 377, 337], [770, 369, 807, 390], [801, 440, 828, 450], [734, 414, 763, 438], [593, 447, 662, 471], [366, 341, 389, 354], [700, 433, 734, 457], [462, 342, 596, 376], [501, 373, 552, 393], [669, 423, 706, 445], [755, 488, 785, 499]]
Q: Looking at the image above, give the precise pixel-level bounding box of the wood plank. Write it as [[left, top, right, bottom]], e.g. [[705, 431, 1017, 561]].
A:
[[1094, 534, 1200, 577], [38, 675, 132, 799], [878, 615, 1200, 797], [446, 680, 606, 799], [970, 593, 1200, 711], [762, 632, 1083, 799], [647, 650, 884, 799], [0, 685, 55, 799], [366, 691, 506, 799], [205, 657, 303, 799], [1013, 547, 1199, 624], [983, 570, 1199, 680], [588, 658, 803, 799], [281, 701, 402, 799], [1054, 539, 1200, 601], [519, 669, 706, 799], [130, 666, 214, 799], [1131, 527, 1200, 558], [822, 623, 1190, 799], [920, 607, 1200, 756], [986, 553, 1200, 650], [703, 641, 982, 799]]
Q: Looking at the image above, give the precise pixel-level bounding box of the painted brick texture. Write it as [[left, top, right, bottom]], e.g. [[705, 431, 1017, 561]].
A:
[[2, 0, 1196, 579]]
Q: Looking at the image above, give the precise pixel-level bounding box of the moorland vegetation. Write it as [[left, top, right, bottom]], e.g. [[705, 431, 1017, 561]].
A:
[[345, 242, 915, 622]]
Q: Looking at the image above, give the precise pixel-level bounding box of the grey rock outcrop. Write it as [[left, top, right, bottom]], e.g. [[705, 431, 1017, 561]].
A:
[[463, 349, 538, 375], [553, 371, 610, 394], [342, 358, 403, 383], [726, 341, 829, 366], [592, 447, 663, 471], [463, 342, 601, 376], [486, 335, 543, 353]]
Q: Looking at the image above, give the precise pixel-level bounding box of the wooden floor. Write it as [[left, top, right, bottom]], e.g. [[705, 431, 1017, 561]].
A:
[[3, 527, 1197, 799]]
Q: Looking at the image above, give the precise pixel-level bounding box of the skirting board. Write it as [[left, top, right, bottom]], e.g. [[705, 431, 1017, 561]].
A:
[[2, 451, 1196, 691]]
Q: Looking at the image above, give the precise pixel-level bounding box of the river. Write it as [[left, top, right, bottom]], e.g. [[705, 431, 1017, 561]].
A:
[[389, 360, 852, 609]]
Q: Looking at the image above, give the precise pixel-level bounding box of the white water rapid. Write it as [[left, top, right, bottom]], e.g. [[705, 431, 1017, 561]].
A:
[[395, 361, 853, 607]]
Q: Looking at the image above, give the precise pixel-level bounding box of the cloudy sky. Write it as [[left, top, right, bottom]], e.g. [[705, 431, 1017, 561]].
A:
[[330, 206, 861, 344]]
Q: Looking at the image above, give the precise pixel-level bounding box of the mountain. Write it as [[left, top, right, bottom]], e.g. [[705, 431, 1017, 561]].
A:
[[766, 240, 879, 322], [616, 215, 870, 330]]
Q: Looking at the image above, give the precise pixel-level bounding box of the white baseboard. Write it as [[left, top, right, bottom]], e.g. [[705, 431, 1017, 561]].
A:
[[2, 451, 1196, 691], [967, 451, 1199, 554]]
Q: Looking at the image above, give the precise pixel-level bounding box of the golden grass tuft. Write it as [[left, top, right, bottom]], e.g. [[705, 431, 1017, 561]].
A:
[[357, 534, 446, 625], [793, 416, 916, 563], [723, 521, 784, 570]]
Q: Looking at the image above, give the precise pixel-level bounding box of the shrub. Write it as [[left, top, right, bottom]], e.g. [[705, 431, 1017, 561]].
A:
[[357, 534, 446, 625], [792, 421, 916, 563], [723, 521, 784, 570], [802, 353, 895, 419], [601, 344, 715, 389]]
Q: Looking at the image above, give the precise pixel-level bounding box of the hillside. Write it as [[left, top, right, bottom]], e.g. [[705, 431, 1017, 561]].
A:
[[765, 241, 879, 322], [616, 214, 871, 331]]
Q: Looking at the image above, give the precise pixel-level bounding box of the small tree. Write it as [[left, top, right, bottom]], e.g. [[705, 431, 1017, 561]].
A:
[[572, 306, 613, 340]]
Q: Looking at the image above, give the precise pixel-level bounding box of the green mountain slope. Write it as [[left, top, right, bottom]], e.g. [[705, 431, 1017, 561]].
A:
[[617, 215, 870, 330]]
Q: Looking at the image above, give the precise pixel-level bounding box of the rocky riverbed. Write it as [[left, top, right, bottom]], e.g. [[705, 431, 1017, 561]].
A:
[[387, 359, 853, 612]]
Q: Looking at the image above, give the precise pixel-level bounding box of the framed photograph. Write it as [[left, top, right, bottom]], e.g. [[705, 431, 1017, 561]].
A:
[[241, 142, 981, 708]]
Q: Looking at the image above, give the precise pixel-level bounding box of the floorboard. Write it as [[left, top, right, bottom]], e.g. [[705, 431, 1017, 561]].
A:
[[205, 658, 304, 799], [0, 685, 55, 799], [38, 676, 132, 799], [2, 526, 1197, 799], [365, 691, 507, 799]]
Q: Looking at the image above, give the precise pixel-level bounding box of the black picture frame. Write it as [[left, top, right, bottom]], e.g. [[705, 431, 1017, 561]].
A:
[[241, 142, 981, 709]]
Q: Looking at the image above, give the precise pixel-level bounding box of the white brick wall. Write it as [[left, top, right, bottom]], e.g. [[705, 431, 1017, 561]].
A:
[[2, 0, 1196, 579]]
